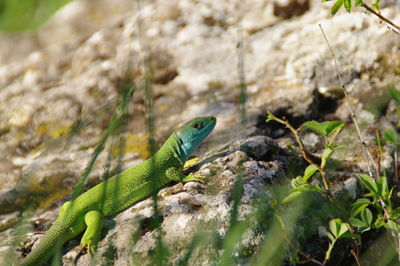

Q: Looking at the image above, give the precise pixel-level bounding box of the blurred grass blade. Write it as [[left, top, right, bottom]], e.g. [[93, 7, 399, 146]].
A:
[[282, 191, 303, 204], [220, 175, 244, 265], [389, 88, 400, 104], [0, 0, 72, 31], [382, 129, 398, 145]]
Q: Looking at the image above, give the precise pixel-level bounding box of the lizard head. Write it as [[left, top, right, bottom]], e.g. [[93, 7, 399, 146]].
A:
[[175, 116, 216, 161]]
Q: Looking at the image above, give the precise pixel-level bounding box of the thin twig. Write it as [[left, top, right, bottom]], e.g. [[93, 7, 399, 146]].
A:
[[319, 24, 379, 178], [361, 9, 400, 36], [362, 3, 400, 33], [395, 147, 398, 183], [237, 22, 247, 135], [350, 249, 361, 266], [282, 233, 325, 266], [376, 130, 382, 175], [275, 212, 325, 265], [347, 224, 361, 265], [283, 119, 317, 166]]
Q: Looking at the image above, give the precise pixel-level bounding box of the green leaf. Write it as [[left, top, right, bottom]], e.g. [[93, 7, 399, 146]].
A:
[[349, 218, 366, 228], [351, 204, 369, 217], [329, 218, 343, 238], [337, 223, 349, 237], [349, 218, 371, 233], [372, 0, 380, 12], [382, 129, 398, 145], [377, 176, 388, 197], [344, 0, 352, 12], [282, 191, 303, 204], [353, 198, 371, 205], [302, 121, 327, 136], [331, 0, 344, 15], [389, 88, 400, 104], [291, 176, 306, 188], [360, 208, 373, 225], [303, 164, 318, 182], [360, 227, 371, 233], [351, 198, 371, 217], [340, 232, 361, 239], [355, 0, 364, 6], [322, 121, 345, 137], [0, 0, 73, 31], [302, 121, 344, 137], [391, 207, 400, 219], [326, 232, 335, 242], [364, 192, 375, 198], [388, 187, 395, 203], [321, 147, 334, 169], [357, 174, 378, 196], [290, 185, 324, 194]]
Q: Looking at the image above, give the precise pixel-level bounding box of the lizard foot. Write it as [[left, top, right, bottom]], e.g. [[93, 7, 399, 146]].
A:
[[182, 173, 206, 184], [81, 239, 97, 256], [183, 157, 201, 170], [72, 240, 97, 264]]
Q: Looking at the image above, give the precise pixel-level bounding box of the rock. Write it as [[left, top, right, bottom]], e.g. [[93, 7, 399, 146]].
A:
[[273, 0, 310, 19]]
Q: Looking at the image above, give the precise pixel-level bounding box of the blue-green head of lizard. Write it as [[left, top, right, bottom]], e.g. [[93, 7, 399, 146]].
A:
[[176, 116, 216, 162]]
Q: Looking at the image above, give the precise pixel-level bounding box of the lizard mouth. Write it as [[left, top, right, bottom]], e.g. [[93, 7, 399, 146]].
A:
[[203, 116, 217, 132]]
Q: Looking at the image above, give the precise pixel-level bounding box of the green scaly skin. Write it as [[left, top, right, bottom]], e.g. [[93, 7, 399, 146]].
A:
[[20, 116, 216, 266]]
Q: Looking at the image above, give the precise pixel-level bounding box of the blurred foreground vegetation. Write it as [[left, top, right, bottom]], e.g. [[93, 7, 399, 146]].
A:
[[0, 0, 72, 31]]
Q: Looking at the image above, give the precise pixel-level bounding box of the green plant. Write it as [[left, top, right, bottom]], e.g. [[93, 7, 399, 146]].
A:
[[283, 164, 323, 203], [321, 0, 400, 35], [325, 219, 358, 262], [267, 112, 345, 198], [350, 174, 400, 232], [0, 0, 72, 31], [322, 0, 376, 15], [349, 204, 373, 233]]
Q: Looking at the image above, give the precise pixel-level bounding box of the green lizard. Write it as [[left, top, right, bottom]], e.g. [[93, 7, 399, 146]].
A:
[[20, 116, 216, 265]]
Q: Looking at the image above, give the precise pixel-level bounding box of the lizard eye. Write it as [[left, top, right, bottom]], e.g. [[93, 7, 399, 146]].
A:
[[193, 122, 203, 130]]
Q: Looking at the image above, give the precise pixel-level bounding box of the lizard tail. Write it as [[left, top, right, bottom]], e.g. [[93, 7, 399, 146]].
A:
[[20, 221, 80, 266]]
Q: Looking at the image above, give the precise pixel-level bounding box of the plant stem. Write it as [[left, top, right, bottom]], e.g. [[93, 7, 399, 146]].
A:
[[395, 147, 398, 183], [278, 116, 332, 197], [362, 3, 400, 34], [283, 233, 324, 265], [276, 214, 324, 266], [351, 249, 361, 266], [319, 24, 379, 178]]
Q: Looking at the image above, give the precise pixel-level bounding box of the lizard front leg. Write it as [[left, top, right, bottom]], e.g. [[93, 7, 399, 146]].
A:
[[80, 210, 105, 255], [165, 166, 205, 183]]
